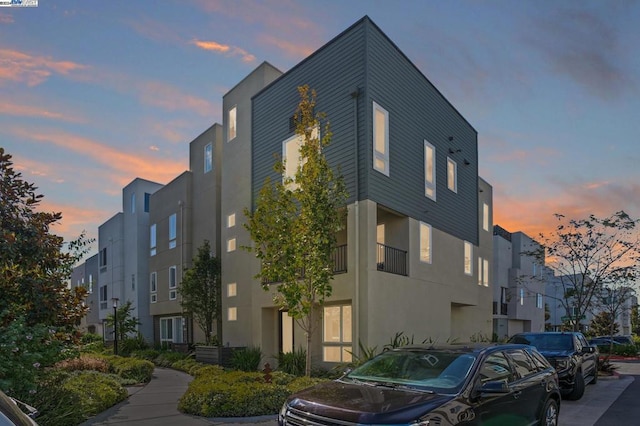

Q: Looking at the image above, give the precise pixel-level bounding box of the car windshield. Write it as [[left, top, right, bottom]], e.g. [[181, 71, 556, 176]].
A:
[[346, 349, 476, 392], [511, 334, 572, 351]]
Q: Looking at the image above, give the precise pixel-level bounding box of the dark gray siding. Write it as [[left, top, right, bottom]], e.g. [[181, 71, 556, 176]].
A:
[[364, 20, 478, 245], [252, 16, 478, 245]]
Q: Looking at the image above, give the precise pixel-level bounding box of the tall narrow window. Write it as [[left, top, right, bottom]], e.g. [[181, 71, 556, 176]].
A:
[[169, 213, 177, 249], [322, 304, 352, 362], [227, 237, 236, 252], [130, 192, 136, 213], [99, 247, 107, 268], [204, 143, 213, 173], [537, 293, 543, 309], [419, 222, 432, 264], [150, 224, 157, 256], [372, 102, 389, 176], [376, 224, 385, 265], [150, 272, 157, 303], [228, 307, 237, 321], [520, 288, 525, 306], [282, 127, 318, 190], [227, 213, 236, 228], [281, 312, 294, 353], [483, 258, 489, 287], [424, 140, 436, 200], [144, 193, 151, 212], [478, 257, 483, 285], [100, 285, 108, 310], [483, 203, 490, 231], [169, 266, 177, 300], [88, 274, 93, 294], [464, 241, 473, 275], [447, 158, 457, 192], [227, 283, 237, 297], [228, 106, 237, 141]]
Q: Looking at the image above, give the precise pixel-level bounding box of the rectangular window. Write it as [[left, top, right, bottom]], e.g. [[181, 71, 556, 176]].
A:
[[376, 223, 385, 264], [227, 283, 237, 297], [88, 274, 93, 294], [322, 304, 352, 363], [483, 203, 490, 231], [520, 288, 525, 306], [169, 213, 177, 249], [144, 192, 150, 212], [282, 127, 318, 190], [204, 143, 213, 173], [99, 247, 107, 268], [228, 307, 237, 321], [160, 317, 184, 344], [424, 140, 436, 200], [537, 293, 543, 309], [130, 192, 136, 214], [447, 158, 457, 192], [483, 258, 489, 287], [99, 285, 108, 310], [227, 237, 236, 252], [227, 213, 236, 228], [131, 273, 135, 291], [372, 101, 389, 176], [419, 222, 432, 264], [150, 272, 157, 303], [169, 266, 177, 300], [281, 312, 294, 354], [464, 241, 473, 275], [478, 257, 483, 285], [150, 224, 157, 256], [228, 106, 237, 141]]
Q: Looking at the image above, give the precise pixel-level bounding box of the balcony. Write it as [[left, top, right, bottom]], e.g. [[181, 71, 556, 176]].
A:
[[262, 244, 347, 284], [493, 302, 508, 316], [376, 243, 407, 276]]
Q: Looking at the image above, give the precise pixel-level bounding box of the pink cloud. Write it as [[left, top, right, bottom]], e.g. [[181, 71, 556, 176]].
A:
[[190, 39, 256, 63], [258, 34, 314, 58], [0, 48, 87, 86], [0, 13, 13, 24], [0, 101, 84, 122]]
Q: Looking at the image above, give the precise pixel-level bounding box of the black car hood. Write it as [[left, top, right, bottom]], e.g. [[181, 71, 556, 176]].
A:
[[286, 380, 454, 424], [537, 349, 573, 358]]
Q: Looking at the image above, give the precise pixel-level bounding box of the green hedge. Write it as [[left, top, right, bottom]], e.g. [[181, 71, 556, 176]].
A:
[[63, 371, 128, 416], [597, 344, 639, 357], [178, 369, 326, 417]]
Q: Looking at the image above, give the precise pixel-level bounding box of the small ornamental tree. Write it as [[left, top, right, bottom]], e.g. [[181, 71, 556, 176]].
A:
[[590, 311, 620, 338], [0, 147, 91, 329], [527, 211, 640, 332], [244, 85, 348, 376], [179, 240, 222, 347], [105, 300, 141, 342]]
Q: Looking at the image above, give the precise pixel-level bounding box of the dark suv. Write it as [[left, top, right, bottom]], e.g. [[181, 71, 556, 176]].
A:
[[279, 344, 561, 425], [508, 332, 598, 400]]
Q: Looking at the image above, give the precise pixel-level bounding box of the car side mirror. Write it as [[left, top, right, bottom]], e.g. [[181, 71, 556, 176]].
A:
[[479, 380, 510, 396], [584, 346, 596, 354]]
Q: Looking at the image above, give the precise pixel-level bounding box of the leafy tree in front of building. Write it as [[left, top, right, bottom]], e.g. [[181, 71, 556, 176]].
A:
[[527, 211, 640, 332], [590, 311, 620, 337], [179, 240, 222, 346], [244, 85, 348, 376]]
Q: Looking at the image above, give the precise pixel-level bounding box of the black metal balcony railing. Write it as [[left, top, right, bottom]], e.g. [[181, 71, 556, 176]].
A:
[[262, 245, 347, 284], [376, 243, 408, 276]]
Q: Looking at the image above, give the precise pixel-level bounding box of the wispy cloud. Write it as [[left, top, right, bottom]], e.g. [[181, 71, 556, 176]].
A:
[[0, 48, 87, 86], [0, 12, 13, 24], [12, 157, 66, 184], [190, 39, 255, 62], [37, 199, 105, 245], [0, 100, 85, 122]]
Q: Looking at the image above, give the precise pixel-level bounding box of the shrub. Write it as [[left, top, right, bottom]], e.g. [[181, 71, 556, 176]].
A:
[[80, 333, 103, 344], [62, 371, 128, 417], [172, 358, 201, 374], [154, 350, 190, 367], [106, 356, 155, 383], [131, 349, 160, 361], [230, 346, 262, 372], [278, 347, 306, 376], [119, 334, 149, 356], [55, 355, 109, 373], [192, 364, 226, 379]]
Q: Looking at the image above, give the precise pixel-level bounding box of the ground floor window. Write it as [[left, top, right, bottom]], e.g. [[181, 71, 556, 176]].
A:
[[160, 316, 184, 344], [322, 304, 352, 363]]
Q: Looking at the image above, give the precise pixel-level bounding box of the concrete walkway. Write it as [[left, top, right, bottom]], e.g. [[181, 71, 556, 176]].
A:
[[80, 363, 640, 426]]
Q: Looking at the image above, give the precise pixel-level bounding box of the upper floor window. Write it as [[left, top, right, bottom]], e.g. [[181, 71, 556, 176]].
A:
[[424, 140, 436, 200], [169, 266, 177, 300], [372, 102, 389, 176], [282, 126, 318, 190], [419, 222, 432, 264], [228, 307, 238, 321], [144, 192, 151, 212], [130, 192, 136, 213], [227, 237, 236, 252], [150, 224, 157, 256], [99, 247, 107, 268], [228, 106, 237, 141], [99, 285, 108, 310], [227, 213, 236, 228], [520, 288, 525, 306], [88, 274, 93, 294], [483, 258, 489, 286], [482, 202, 490, 231], [537, 293, 543, 309], [464, 241, 473, 275], [169, 213, 177, 249], [150, 272, 157, 303], [204, 143, 213, 173], [227, 283, 237, 297], [447, 158, 457, 192]]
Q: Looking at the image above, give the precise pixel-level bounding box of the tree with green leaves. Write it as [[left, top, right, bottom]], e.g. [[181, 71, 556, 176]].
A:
[[589, 311, 620, 337], [632, 305, 640, 336], [105, 300, 141, 342], [0, 147, 91, 329], [528, 211, 640, 332], [178, 240, 221, 346], [244, 85, 348, 376]]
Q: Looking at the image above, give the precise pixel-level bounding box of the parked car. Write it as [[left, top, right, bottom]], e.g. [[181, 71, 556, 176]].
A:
[[589, 337, 623, 347], [0, 390, 38, 426], [279, 344, 561, 426], [508, 332, 598, 400], [596, 335, 634, 346]]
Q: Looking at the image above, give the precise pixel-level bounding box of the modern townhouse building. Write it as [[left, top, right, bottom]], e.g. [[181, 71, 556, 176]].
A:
[[492, 225, 547, 340], [545, 273, 594, 332], [222, 16, 493, 368], [70, 253, 101, 336], [97, 178, 163, 342], [148, 124, 223, 346]]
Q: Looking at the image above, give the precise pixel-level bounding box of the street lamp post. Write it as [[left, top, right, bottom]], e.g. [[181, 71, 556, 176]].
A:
[[112, 298, 119, 355]]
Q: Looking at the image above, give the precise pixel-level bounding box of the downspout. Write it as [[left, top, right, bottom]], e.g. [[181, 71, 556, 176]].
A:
[[350, 87, 360, 356]]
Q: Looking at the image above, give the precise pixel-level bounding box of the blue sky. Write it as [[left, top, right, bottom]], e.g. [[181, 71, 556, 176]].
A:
[[1, 0, 639, 252]]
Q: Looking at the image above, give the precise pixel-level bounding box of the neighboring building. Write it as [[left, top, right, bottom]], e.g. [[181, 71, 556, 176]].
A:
[[70, 253, 101, 336], [97, 178, 163, 342], [545, 273, 594, 332], [148, 124, 223, 346], [492, 225, 546, 340], [228, 16, 493, 367]]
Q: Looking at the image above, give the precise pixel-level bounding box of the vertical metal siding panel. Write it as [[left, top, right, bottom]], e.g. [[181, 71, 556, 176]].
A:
[[365, 22, 478, 245], [252, 25, 366, 206]]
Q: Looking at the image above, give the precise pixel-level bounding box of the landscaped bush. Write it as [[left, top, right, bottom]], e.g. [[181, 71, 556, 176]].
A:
[[55, 354, 109, 373], [62, 371, 128, 417], [119, 334, 150, 356], [178, 368, 328, 417], [80, 333, 104, 344], [131, 349, 161, 361], [230, 346, 263, 372], [278, 347, 306, 376], [153, 350, 190, 367], [171, 358, 202, 375], [105, 356, 155, 383]]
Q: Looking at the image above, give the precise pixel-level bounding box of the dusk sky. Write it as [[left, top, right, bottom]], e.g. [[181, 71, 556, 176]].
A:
[[2, 0, 639, 257]]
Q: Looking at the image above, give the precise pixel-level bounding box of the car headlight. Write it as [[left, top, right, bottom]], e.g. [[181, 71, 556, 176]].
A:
[[555, 357, 570, 371], [279, 402, 288, 423]]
